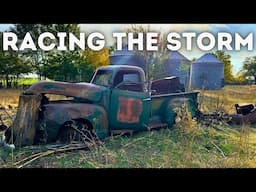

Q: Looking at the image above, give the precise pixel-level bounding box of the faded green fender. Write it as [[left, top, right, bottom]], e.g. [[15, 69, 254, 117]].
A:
[[42, 103, 109, 141]]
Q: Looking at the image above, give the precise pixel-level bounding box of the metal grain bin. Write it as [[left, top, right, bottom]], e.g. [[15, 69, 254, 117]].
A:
[[190, 53, 224, 90], [110, 46, 146, 72], [163, 51, 191, 89]]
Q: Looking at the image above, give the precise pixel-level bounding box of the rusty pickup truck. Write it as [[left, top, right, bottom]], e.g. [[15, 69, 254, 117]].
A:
[[8, 65, 199, 146]]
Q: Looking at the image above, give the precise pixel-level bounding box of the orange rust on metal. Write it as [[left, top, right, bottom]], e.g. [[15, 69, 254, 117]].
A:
[[117, 97, 142, 123], [230, 109, 256, 124]]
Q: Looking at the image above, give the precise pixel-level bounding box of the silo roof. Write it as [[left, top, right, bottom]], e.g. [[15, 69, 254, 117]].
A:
[[168, 51, 190, 62], [194, 53, 223, 63], [110, 46, 146, 70], [110, 55, 136, 64], [111, 45, 135, 56]]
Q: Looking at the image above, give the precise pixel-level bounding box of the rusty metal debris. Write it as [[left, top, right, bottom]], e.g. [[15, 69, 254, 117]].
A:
[[198, 112, 231, 126], [229, 104, 256, 124], [199, 103, 256, 125]]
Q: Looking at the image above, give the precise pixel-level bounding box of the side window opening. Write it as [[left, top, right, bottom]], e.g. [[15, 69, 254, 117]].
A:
[[123, 73, 139, 82], [114, 70, 143, 92]]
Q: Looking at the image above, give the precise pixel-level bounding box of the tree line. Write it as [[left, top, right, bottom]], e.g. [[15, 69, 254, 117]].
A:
[[213, 50, 256, 85], [0, 24, 109, 88]]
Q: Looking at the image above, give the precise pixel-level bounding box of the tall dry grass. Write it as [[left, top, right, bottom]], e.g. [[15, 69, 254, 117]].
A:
[[199, 85, 256, 113], [0, 89, 21, 107]]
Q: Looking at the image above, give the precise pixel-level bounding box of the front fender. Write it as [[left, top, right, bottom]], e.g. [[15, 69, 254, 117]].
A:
[[42, 103, 108, 141]]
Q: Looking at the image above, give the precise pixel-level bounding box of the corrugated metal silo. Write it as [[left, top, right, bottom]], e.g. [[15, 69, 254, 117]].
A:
[[163, 51, 191, 89], [110, 46, 146, 72], [190, 53, 224, 90]]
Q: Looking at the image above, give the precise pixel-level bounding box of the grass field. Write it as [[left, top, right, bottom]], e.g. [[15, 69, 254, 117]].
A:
[[1, 85, 256, 168], [18, 78, 38, 85], [199, 85, 256, 113]]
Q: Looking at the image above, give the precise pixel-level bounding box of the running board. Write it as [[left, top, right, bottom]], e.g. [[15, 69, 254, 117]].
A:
[[110, 129, 134, 137], [147, 122, 168, 131]]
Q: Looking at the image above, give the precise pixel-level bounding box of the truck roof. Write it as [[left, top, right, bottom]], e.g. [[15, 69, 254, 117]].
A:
[[97, 65, 144, 72]]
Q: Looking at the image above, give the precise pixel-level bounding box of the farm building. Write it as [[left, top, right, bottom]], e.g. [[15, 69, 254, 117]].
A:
[[163, 51, 191, 89], [109, 46, 146, 72], [190, 53, 224, 90]]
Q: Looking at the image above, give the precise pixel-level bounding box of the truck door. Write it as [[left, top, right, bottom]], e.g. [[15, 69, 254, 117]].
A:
[[109, 70, 150, 131]]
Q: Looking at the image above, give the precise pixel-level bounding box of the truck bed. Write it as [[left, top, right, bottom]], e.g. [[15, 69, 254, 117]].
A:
[[150, 91, 199, 119]]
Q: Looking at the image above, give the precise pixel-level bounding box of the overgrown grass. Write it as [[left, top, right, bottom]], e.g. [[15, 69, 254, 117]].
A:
[[2, 125, 256, 168], [1, 85, 256, 168]]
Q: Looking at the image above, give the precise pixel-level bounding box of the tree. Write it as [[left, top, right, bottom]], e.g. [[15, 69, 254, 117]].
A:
[[43, 24, 87, 81], [84, 48, 109, 69], [242, 56, 256, 84], [10, 24, 81, 80], [212, 51, 234, 83], [43, 51, 93, 82], [0, 51, 32, 87], [0, 33, 31, 87], [126, 25, 152, 81], [149, 51, 169, 80], [233, 70, 247, 84], [125, 25, 170, 84], [10, 24, 52, 80], [41, 24, 95, 82]]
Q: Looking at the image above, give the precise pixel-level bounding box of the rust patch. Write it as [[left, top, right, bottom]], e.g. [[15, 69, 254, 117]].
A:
[[117, 97, 142, 123]]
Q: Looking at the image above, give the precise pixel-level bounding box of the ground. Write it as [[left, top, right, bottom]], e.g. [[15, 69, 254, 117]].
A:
[[1, 85, 256, 168]]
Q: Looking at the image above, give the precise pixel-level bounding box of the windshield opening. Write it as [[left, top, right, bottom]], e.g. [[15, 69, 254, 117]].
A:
[[91, 69, 112, 87]]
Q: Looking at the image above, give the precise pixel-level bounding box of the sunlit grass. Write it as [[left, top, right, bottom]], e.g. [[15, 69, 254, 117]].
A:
[[199, 85, 256, 113], [18, 78, 38, 85], [0, 89, 21, 107]]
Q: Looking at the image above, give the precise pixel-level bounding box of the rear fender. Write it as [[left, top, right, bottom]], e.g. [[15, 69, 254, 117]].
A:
[[164, 93, 199, 127]]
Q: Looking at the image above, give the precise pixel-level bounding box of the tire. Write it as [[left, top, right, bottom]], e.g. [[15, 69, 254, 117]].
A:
[[57, 120, 96, 143]]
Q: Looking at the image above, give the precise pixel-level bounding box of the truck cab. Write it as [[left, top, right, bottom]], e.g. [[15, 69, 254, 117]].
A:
[[90, 65, 150, 133]]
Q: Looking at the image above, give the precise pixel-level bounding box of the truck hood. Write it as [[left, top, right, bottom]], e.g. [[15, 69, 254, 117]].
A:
[[25, 81, 105, 102]]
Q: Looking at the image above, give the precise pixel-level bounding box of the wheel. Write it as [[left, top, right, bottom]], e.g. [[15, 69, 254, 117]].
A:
[[56, 120, 96, 143]]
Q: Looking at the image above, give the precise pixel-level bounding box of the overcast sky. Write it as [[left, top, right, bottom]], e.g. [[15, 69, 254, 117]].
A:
[[1, 24, 256, 74]]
